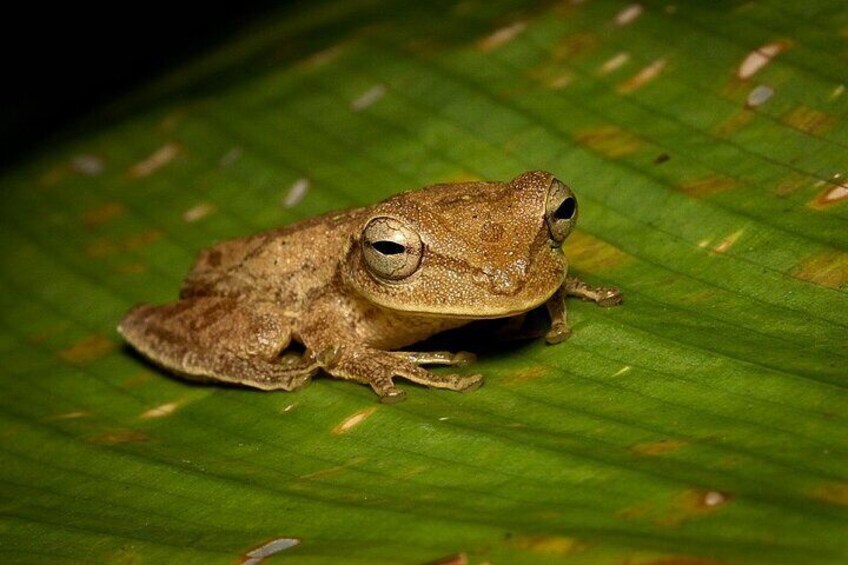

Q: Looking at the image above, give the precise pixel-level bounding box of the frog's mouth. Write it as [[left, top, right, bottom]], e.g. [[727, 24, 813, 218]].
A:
[[371, 285, 560, 320]]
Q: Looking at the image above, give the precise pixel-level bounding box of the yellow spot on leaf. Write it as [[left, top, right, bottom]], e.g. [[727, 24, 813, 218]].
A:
[[566, 230, 632, 272], [574, 124, 645, 158], [813, 482, 848, 506], [299, 457, 367, 480], [631, 439, 689, 456], [88, 429, 151, 445], [711, 110, 755, 138], [712, 229, 744, 254], [127, 142, 181, 179], [59, 335, 116, 364], [47, 411, 91, 420], [618, 59, 667, 93], [425, 554, 468, 565], [510, 535, 582, 554], [612, 366, 631, 377], [552, 32, 599, 60], [333, 407, 377, 434], [83, 202, 126, 229], [124, 229, 163, 251], [140, 402, 180, 419], [502, 365, 549, 386], [115, 262, 148, 275], [621, 488, 732, 526], [790, 251, 848, 290], [599, 52, 630, 75], [477, 21, 527, 51], [782, 105, 836, 135], [239, 537, 301, 565], [677, 175, 740, 198]]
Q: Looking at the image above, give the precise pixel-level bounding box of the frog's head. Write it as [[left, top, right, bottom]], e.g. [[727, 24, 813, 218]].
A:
[[342, 171, 576, 318]]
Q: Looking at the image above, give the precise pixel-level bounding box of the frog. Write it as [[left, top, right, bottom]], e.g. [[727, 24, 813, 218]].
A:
[[118, 171, 622, 402]]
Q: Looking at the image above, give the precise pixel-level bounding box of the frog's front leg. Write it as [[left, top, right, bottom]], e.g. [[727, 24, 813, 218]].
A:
[[308, 342, 483, 403], [545, 276, 623, 344], [119, 297, 317, 391]]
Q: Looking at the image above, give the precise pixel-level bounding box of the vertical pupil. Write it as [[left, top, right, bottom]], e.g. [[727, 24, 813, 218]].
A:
[[372, 240, 405, 255]]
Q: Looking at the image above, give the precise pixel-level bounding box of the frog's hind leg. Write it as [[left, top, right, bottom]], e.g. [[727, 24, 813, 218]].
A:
[[118, 297, 317, 391]]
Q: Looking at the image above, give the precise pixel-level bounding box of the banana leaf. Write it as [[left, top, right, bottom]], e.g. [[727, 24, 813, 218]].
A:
[[1, 1, 846, 563]]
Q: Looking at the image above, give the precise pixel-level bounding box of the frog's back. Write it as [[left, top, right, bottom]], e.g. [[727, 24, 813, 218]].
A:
[[180, 207, 366, 308]]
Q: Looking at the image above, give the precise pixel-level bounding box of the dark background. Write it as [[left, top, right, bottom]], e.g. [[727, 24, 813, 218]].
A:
[[1, 3, 280, 167]]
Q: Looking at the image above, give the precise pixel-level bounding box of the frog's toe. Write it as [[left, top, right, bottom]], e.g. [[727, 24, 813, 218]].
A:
[[545, 321, 573, 344], [378, 386, 407, 404], [456, 373, 484, 392], [596, 287, 623, 307], [452, 351, 476, 366]]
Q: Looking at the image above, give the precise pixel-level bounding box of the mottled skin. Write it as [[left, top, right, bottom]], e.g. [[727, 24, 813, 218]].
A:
[[119, 171, 621, 402]]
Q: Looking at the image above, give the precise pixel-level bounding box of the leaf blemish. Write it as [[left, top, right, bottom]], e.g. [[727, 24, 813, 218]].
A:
[[140, 402, 180, 419], [614, 4, 643, 26], [746, 84, 774, 108], [813, 183, 848, 207], [477, 21, 527, 52], [333, 407, 378, 434], [127, 142, 181, 179], [618, 58, 667, 93], [351, 84, 386, 112], [240, 537, 300, 564], [70, 154, 105, 176], [599, 52, 630, 75], [183, 202, 216, 223], [282, 178, 311, 209], [59, 335, 116, 364], [712, 229, 744, 254], [737, 42, 786, 79]]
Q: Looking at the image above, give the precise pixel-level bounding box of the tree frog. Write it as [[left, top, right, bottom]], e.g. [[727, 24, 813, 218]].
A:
[[119, 171, 622, 402]]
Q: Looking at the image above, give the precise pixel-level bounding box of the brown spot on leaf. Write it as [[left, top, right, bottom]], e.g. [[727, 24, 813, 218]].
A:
[[566, 230, 632, 272], [502, 365, 549, 386], [299, 457, 367, 481], [88, 429, 151, 445], [574, 124, 645, 158], [552, 32, 599, 60], [782, 105, 836, 135], [83, 202, 126, 229], [811, 183, 848, 207], [677, 175, 739, 198], [631, 439, 688, 456], [790, 251, 848, 290], [85, 238, 118, 258], [711, 110, 755, 138], [653, 153, 670, 164], [813, 482, 848, 506], [332, 407, 377, 434], [124, 229, 163, 251], [660, 489, 732, 526], [59, 335, 116, 364], [423, 553, 468, 565], [115, 262, 148, 275]]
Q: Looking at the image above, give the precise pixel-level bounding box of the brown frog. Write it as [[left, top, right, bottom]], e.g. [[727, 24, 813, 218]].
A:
[[118, 171, 622, 402]]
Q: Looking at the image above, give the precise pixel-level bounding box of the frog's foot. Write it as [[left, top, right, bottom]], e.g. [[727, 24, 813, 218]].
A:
[[321, 346, 483, 403], [544, 320, 572, 345], [564, 275, 623, 307], [391, 350, 476, 367]]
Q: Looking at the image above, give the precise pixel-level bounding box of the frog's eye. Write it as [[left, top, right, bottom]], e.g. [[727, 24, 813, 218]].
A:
[[545, 178, 578, 244], [361, 217, 424, 281]]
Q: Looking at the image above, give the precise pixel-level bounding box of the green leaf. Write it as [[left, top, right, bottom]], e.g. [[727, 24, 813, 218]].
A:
[[2, 1, 847, 563]]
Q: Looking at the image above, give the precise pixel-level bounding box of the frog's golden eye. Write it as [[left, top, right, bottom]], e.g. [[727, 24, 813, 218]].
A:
[[361, 217, 424, 281], [545, 178, 578, 244]]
